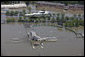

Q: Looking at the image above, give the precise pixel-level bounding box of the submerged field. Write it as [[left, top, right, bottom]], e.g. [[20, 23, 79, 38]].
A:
[[1, 23, 84, 56]]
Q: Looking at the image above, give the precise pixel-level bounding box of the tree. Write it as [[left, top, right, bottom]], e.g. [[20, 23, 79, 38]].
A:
[[78, 14, 81, 20], [24, 1, 30, 7], [6, 11, 10, 16], [79, 19, 84, 26], [69, 17, 74, 21], [72, 19, 79, 27], [27, 7, 32, 13], [73, 14, 77, 19], [1, 1, 11, 4], [18, 17, 23, 22], [10, 11, 15, 16], [23, 16, 26, 19], [51, 16, 55, 23], [19, 12, 23, 16], [56, 13, 60, 22], [61, 13, 65, 23], [23, 9, 26, 15], [14, 11, 18, 16], [24, 1, 37, 6], [65, 16, 69, 21]]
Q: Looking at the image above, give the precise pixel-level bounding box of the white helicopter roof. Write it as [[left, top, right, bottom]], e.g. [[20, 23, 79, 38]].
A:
[[39, 11, 44, 12]]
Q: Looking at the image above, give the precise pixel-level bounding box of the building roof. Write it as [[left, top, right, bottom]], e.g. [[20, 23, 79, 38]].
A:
[[1, 4, 26, 8]]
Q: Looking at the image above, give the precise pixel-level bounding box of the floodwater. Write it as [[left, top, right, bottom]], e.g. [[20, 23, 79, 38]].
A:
[[1, 23, 84, 56]]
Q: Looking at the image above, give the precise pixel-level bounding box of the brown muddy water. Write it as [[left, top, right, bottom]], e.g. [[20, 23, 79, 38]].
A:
[[1, 23, 84, 56]]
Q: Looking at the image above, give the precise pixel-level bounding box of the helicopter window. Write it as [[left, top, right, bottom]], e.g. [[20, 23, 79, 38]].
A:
[[32, 36, 38, 41], [40, 12, 45, 13]]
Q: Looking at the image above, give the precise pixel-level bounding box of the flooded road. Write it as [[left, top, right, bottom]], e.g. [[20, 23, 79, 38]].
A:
[[1, 23, 84, 56]]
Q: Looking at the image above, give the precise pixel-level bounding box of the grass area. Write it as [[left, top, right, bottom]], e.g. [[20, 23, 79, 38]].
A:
[[58, 28, 63, 31], [70, 26, 84, 31], [6, 18, 16, 22]]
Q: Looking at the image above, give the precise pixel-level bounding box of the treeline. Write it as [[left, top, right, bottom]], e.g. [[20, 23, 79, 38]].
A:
[[6, 9, 26, 16], [6, 12, 84, 27], [47, 1, 84, 5], [1, 1, 84, 5]]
